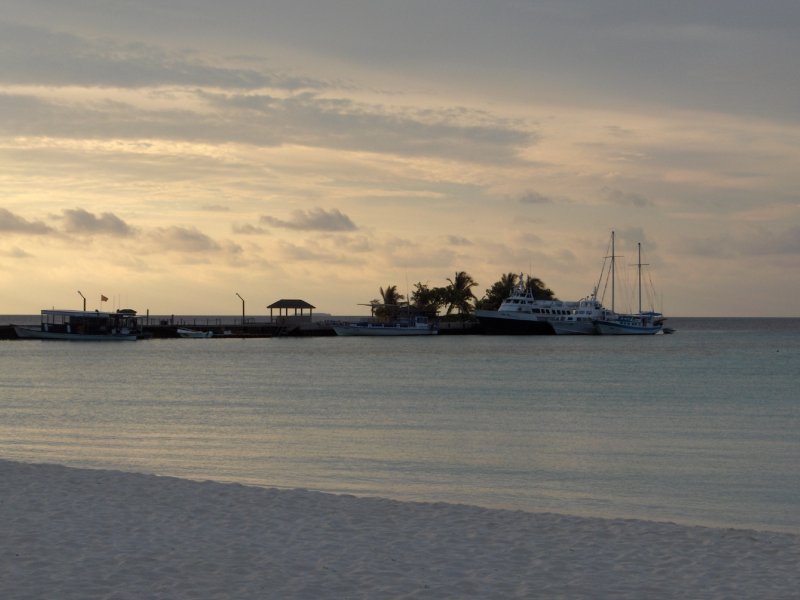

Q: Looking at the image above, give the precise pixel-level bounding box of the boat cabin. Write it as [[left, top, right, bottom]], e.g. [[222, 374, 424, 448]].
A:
[[39, 309, 140, 336]]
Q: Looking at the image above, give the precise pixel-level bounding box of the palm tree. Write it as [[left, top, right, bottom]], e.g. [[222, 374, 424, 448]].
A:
[[476, 272, 519, 310], [410, 282, 444, 315], [525, 276, 556, 300], [380, 284, 403, 306], [444, 271, 478, 316], [373, 284, 405, 319], [475, 272, 558, 310]]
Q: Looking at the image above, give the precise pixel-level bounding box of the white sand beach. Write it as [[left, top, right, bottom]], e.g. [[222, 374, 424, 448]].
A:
[[2, 460, 798, 599]]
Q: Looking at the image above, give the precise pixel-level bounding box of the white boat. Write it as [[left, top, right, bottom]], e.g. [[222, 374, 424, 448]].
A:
[[475, 275, 604, 335], [593, 232, 665, 335], [176, 328, 214, 338], [14, 309, 140, 341], [549, 295, 606, 335], [594, 312, 664, 335], [333, 316, 438, 336]]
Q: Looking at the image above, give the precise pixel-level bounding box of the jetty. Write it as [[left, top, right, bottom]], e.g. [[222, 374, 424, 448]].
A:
[[0, 321, 479, 339], [0, 297, 484, 339]]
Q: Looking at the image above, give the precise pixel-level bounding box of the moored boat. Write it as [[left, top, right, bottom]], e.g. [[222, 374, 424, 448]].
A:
[[176, 328, 214, 338], [592, 232, 665, 335], [475, 275, 601, 335], [549, 296, 605, 335], [594, 312, 664, 335], [333, 316, 438, 336], [14, 309, 141, 341]]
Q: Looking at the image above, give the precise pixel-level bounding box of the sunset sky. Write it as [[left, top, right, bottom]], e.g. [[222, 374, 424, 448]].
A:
[[2, 1, 799, 317]]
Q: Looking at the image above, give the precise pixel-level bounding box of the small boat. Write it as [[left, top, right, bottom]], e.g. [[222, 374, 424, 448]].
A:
[[14, 309, 141, 341], [176, 328, 214, 338], [593, 231, 665, 335], [333, 316, 438, 336]]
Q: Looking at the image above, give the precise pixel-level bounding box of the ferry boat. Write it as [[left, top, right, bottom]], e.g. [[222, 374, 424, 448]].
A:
[[333, 316, 438, 336], [474, 275, 603, 335], [14, 309, 141, 341]]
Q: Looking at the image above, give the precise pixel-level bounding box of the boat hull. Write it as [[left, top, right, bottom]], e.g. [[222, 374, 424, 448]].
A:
[[474, 311, 555, 335], [177, 328, 214, 338], [594, 320, 662, 335], [14, 326, 137, 341], [550, 320, 597, 335], [333, 325, 437, 336]]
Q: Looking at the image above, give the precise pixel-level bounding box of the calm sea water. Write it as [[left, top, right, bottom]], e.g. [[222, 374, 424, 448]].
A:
[[1, 317, 798, 533]]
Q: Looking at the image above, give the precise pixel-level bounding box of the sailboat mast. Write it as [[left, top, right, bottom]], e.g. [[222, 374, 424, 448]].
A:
[[611, 230, 615, 312], [637, 242, 642, 315]]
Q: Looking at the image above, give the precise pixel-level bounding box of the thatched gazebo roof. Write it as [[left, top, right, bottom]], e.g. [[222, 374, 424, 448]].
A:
[[267, 299, 315, 310], [266, 299, 315, 320]]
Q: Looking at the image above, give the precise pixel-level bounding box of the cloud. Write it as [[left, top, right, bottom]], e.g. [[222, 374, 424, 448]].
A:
[[232, 223, 268, 235], [753, 225, 800, 255], [5, 0, 800, 123], [0, 20, 319, 90], [2, 246, 33, 258], [446, 235, 473, 246], [0, 13, 541, 168], [682, 225, 800, 258], [197, 91, 537, 163], [60, 208, 134, 236], [0, 88, 535, 166], [0, 208, 53, 234], [331, 234, 373, 253], [147, 226, 221, 252], [261, 207, 357, 231], [278, 240, 362, 265], [518, 190, 554, 205], [601, 187, 652, 208]]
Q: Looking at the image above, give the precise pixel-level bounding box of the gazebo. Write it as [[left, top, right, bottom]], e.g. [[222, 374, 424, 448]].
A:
[[266, 299, 316, 324]]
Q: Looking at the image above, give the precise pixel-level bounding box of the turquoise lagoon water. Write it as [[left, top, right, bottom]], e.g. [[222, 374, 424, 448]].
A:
[[1, 317, 798, 533]]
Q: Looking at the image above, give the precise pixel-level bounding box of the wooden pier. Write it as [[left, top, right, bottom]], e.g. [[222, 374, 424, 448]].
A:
[[0, 320, 482, 339]]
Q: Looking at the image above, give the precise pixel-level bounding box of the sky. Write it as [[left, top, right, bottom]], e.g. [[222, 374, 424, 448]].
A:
[[1, 0, 799, 317]]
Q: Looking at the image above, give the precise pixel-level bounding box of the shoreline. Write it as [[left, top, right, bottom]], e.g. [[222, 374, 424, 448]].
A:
[[3, 459, 799, 599]]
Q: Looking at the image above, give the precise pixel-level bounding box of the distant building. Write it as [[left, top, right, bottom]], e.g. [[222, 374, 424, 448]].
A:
[[266, 299, 316, 324]]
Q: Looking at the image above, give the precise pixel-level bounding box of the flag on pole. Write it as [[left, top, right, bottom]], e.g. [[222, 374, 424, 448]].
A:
[[101, 295, 108, 302]]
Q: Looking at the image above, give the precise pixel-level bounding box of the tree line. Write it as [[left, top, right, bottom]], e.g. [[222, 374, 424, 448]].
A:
[[371, 272, 556, 319]]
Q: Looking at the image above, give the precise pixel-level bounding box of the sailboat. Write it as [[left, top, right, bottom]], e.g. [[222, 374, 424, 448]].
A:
[[593, 231, 665, 335]]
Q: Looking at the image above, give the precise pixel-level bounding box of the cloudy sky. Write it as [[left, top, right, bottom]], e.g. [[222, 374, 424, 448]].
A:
[[2, 0, 798, 316]]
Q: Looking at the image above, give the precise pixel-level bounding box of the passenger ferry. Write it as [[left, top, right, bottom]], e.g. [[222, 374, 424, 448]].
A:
[[14, 309, 141, 341], [474, 275, 603, 335]]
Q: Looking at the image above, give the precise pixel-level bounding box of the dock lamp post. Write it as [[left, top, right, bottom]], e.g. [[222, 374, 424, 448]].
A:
[[235, 293, 245, 328], [77, 290, 86, 311]]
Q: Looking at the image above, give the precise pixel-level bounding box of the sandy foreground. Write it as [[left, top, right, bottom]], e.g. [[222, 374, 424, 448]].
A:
[[1, 460, 798, 600]]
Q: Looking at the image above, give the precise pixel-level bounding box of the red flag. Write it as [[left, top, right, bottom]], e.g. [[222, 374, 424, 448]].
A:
[[101, 295, 108, 302]]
